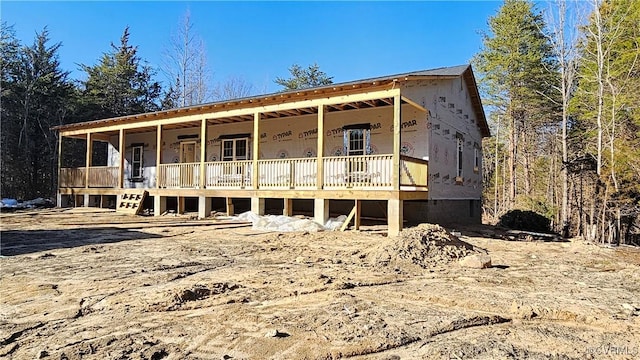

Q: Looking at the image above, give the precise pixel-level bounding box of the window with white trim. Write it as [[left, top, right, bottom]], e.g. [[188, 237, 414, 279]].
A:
[[346, 129, 367, 156], [221, 138, 248, 161], [131, 145, 144, 179]]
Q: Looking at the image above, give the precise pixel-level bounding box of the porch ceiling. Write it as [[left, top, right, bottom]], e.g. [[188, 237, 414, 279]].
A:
[[62, 95, 423, 137], [58, 89, 428, 137]]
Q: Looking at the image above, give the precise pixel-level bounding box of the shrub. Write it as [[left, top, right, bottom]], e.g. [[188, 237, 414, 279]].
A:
[[499, 209, 551, 233]]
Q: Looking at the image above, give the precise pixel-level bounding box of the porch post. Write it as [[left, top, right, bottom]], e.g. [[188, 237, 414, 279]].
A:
[[316, 105, 324, 189], [200, 119, 206, 188], [118, 128, 125, 188], [388, 198, 403, 236], [283, 198, 293, 216], [56, 133, 63, 207], [393, 93, 401, 191], [85, 132, 92, 189], [354, 199, 362, 230], [251, 197, 265, 215], [156, 124, 162, 189], [226, 197, 234, 216], [154, 196, 166, 216], [252, 112, 260, 189], [198, 196, 211, 219], [314, 198, 329, 226]]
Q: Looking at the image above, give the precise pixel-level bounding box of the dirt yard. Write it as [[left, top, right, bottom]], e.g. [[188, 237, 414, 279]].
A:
[[1, 208, 639, 360]]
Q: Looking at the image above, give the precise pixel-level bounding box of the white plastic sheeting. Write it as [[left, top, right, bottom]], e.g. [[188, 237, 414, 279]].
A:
[[235, 211, 347, 232]]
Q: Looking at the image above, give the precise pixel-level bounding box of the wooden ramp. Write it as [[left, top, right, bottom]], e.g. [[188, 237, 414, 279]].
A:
[[117, 191, 148, 215]]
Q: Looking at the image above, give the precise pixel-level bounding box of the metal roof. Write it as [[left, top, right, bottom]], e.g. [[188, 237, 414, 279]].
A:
[[53, 64, 489, 137]]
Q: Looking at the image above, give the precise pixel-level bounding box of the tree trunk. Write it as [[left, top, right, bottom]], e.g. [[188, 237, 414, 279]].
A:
[[509, 113, 517, 208]]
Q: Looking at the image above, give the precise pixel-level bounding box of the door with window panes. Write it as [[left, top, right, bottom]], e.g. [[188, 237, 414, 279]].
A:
[[180, 142, 196, 187], [344, 127, 370, 183], [221, 138, 249, 183]]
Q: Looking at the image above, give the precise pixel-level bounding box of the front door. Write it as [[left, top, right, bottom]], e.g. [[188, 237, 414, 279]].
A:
[[181, 142, 196, 163], [180, 142, 196, 187]]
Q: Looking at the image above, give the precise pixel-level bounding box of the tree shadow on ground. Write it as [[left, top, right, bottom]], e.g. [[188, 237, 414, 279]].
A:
[[0, 227, 164, 256]]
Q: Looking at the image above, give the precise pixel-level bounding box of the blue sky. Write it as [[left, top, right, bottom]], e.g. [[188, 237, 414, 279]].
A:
[[2, 1, 503, 94]]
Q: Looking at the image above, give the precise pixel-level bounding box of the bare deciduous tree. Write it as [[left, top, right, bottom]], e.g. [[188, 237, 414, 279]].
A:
[[545, 0, 583, 237], [162, 9, 212, 107], [213, 76, 254, 101]]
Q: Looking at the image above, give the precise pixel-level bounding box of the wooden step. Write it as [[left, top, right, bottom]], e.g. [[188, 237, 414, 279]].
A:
[[117, 190, 148, 215]]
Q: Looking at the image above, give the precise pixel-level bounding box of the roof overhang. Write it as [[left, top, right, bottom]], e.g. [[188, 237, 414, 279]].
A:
[[54, 65, 488, 137]]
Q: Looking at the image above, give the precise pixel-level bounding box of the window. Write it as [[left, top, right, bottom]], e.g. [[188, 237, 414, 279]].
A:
[[131, 145, 144, 179], [221, 138, 248, 161], [346, 129, 366, 156], [342, 125, 371, 156], [456, 134, 464, 180], [474, 142, 480, 173]]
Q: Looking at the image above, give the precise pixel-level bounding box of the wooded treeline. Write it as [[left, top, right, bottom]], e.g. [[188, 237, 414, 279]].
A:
[[0, 8, 335, 203], [0, 17, 259, 201], [2, 1, 637, 244], [475, 0, 639, 244]]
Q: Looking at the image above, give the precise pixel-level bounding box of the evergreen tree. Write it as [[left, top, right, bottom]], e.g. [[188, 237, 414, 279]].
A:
[[473, 0, 558, 214], [1, 22, 23, 198], [80, 27, 161, 120], [274, 63, 333, 91], [1, 26, 74, 199]]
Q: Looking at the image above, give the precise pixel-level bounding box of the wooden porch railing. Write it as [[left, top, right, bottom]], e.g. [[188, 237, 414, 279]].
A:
[[58, 154, 427, 191], [158, 163, 200, 188], [59, 167, 86, 188], [400, 155, 428, 187], [88, 166, 119, 187], [323, 154, 394, 188], [258, 158, 317, 188], [205, 160, 252, 188]]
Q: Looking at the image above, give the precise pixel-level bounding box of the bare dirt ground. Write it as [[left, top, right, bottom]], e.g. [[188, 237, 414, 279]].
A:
[[1, 208, 639, 360]]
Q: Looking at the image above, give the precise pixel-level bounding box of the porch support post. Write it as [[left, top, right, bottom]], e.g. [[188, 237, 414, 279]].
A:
[[226, 197, 234, 216], [85, 132, 92, 188], [393, 93, 401, 191], [83, 194, 90, 207], [251, 197, 265, 215], [178, 197, 185, 214], [388, 198, 403, 237], [283, 198, 293, 216], [156, 124, 162, 189], [118, 129, 125, 188], [198, 196, 211, 219], [316, 105, 324, 189], [200, 119, 206, 188], [57, 133, 63, 207], [154, 196, 166, 216], [252, 112, 260, 189], [314, 198, 329, 226], [354, 199, 362, 230]]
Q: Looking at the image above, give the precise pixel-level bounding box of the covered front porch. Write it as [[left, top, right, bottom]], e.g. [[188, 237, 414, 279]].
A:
[[56, 86, 429, 235]]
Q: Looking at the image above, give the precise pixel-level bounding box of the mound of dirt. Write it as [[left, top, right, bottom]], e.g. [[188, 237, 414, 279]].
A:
[[373, 224, 476, 268]]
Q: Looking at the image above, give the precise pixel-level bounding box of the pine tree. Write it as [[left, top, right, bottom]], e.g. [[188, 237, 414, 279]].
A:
[[274, 63, 333, 91], [1, 26, 74, 199], [80, 27, 161, 120], [473, 0, 558, 215], [1, 22, 23, 198]]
